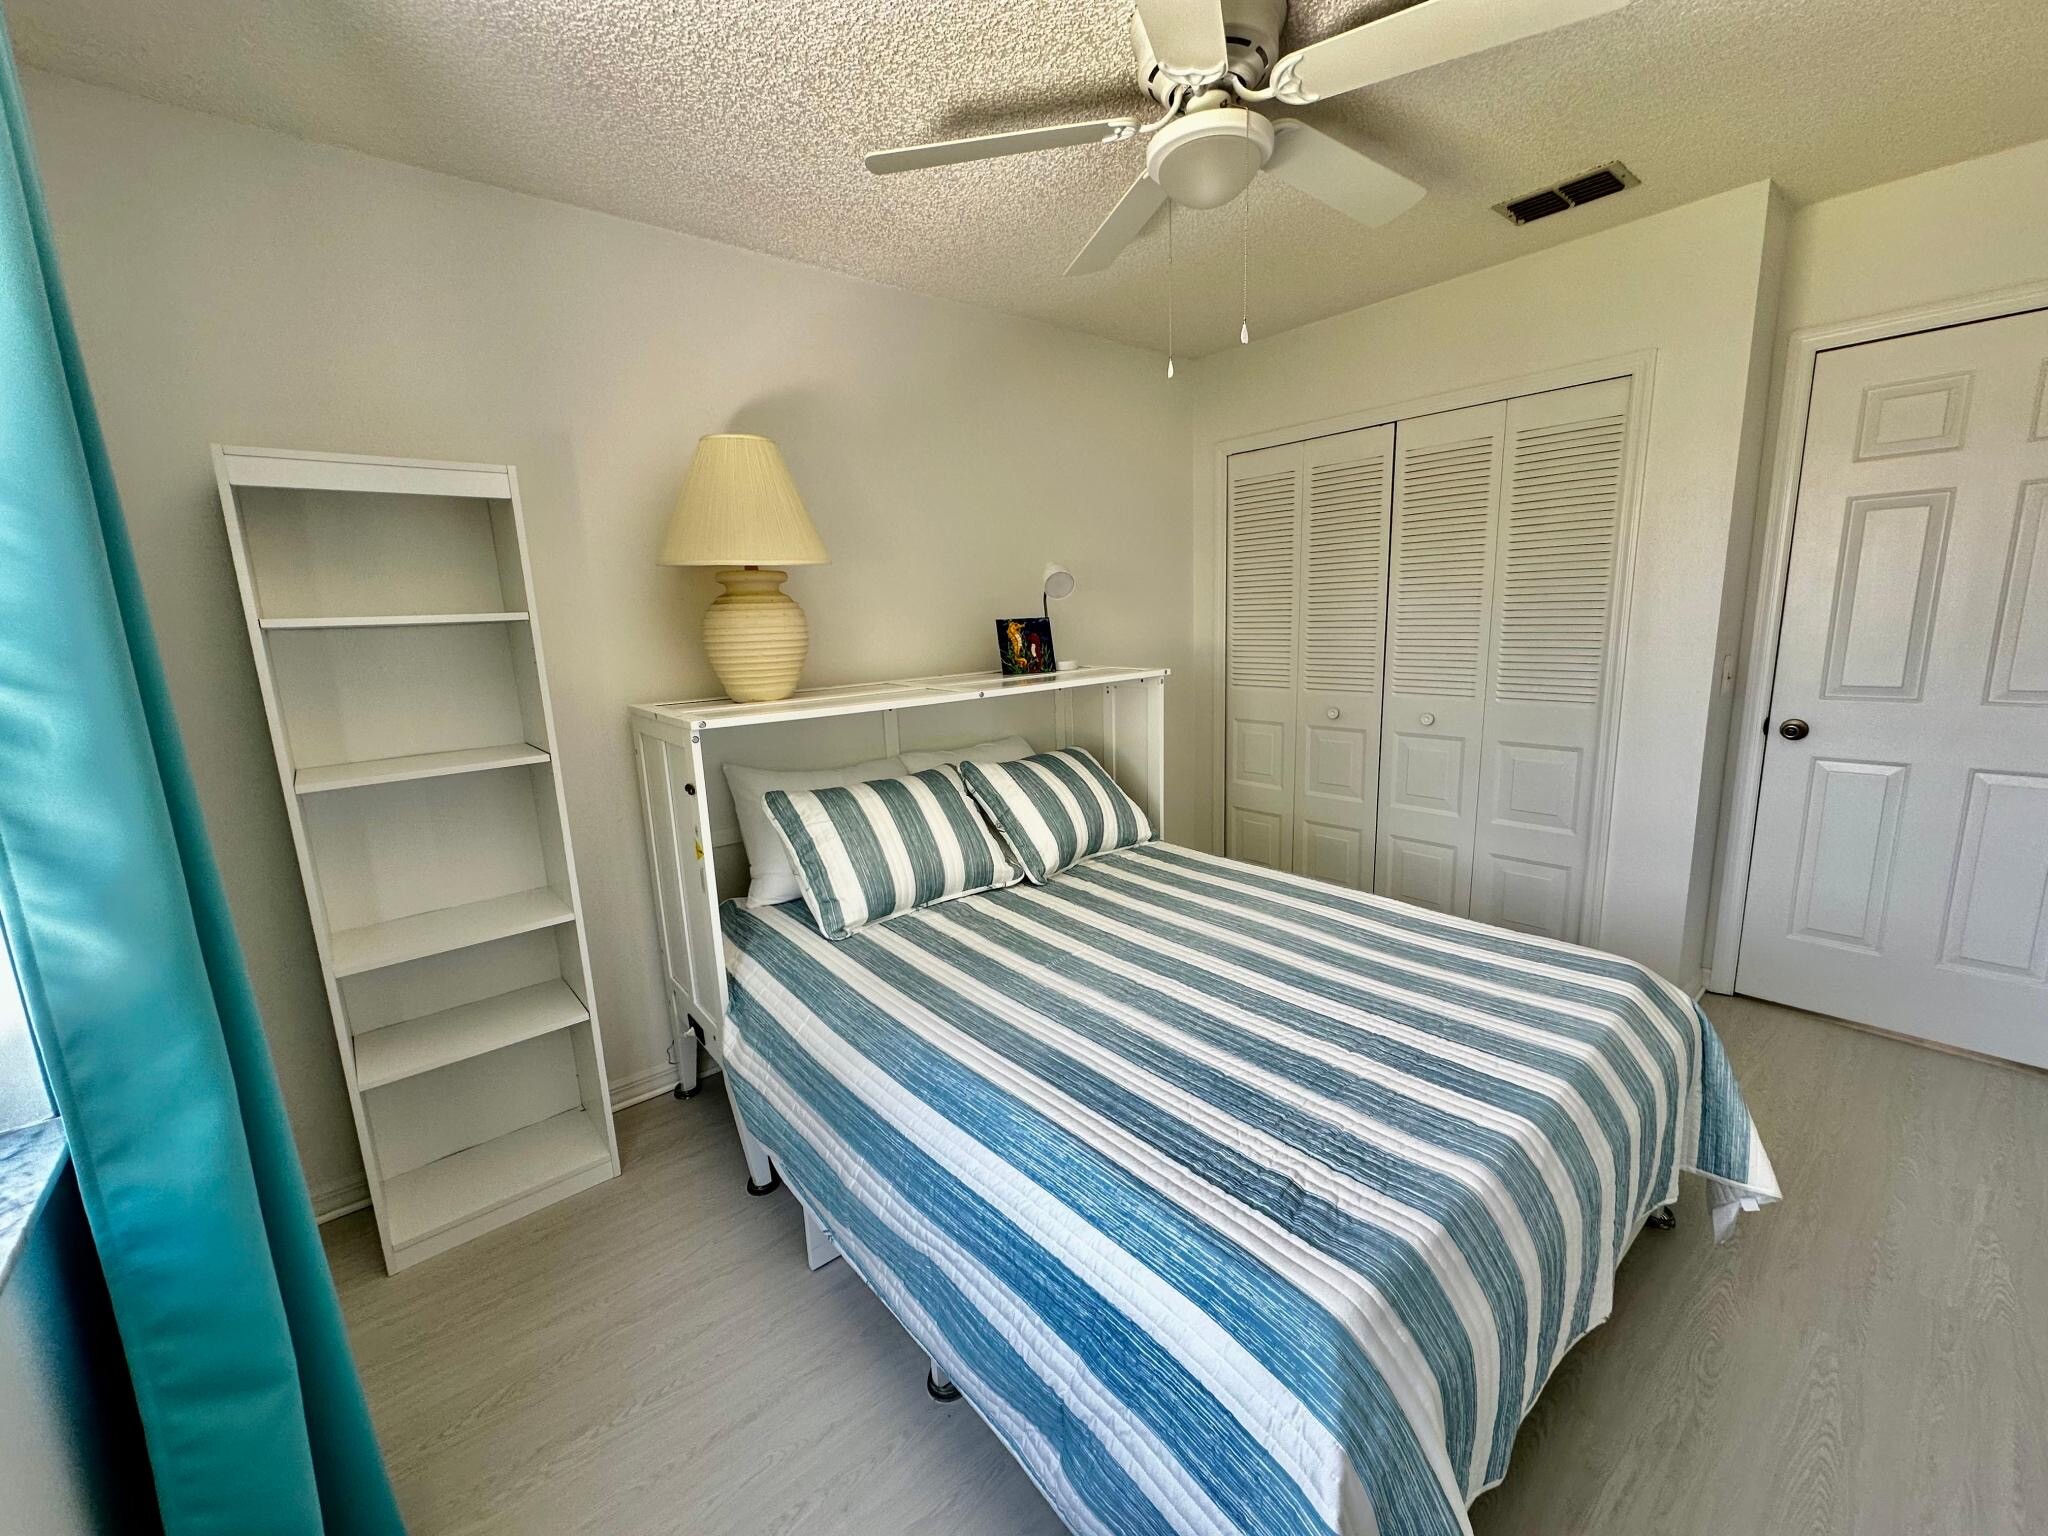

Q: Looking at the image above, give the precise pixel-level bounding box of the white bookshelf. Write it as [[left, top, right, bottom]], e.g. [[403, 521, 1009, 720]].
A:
[[216, 445, 619, 1273]]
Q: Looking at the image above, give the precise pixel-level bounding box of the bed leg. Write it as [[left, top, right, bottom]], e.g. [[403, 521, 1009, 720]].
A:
[[727, 1088, 781, 1196], [1647, 1205, 1677, 1230], [673, 1015, 702, 1100], [926, 1360, 962, 1403]]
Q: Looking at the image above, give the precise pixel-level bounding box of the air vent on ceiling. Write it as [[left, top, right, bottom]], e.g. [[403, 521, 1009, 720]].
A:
[[1493, 161, 1639, 225]]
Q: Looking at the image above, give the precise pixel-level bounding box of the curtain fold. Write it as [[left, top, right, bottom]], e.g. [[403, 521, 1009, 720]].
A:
[[0, 25, 404, 1536]]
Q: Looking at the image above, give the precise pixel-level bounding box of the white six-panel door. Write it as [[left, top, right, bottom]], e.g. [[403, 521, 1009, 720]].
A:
[[1738, 309, 2048, 1066], [1225, 426, 1393, 885]]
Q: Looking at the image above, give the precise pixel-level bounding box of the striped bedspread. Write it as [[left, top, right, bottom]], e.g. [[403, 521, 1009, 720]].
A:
[[722, 842, 1778, 1536]]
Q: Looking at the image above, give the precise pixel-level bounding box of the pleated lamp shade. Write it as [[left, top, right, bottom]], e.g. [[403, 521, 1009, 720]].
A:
[[658, 434, 829, 568], [658, 434, 827, 704]]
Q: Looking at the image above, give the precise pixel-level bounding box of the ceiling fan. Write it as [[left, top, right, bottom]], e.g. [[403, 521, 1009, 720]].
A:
[[864, 0, 1634, 276]]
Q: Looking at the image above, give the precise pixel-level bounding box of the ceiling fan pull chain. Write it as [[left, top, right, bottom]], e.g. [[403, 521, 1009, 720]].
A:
[[1165, 201, 1176, 379], [1239, 110, 1252, 345]]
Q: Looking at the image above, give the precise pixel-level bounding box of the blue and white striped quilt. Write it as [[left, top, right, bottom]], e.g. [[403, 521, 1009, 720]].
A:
[[722, 842, 1779, 1536]]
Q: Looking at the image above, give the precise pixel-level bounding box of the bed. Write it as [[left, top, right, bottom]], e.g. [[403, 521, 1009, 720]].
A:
[[720, 838, 1778, 1536]]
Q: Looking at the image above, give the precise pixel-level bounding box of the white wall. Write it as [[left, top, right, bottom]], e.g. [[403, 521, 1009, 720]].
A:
[[1778, 136, 2048, 337], [22, 72, 1193, 1213], [1186, 182, 1786, 985]]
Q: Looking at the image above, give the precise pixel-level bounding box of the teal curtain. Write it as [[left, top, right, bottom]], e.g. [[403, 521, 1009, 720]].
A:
[[0, 24, 404, 1536]]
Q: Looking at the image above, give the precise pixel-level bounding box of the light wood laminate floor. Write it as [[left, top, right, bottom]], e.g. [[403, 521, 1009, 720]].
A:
[[324, 996, 2048, 1534]]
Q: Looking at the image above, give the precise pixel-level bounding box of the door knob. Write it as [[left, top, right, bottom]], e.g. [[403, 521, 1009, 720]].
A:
[[1418, 712, 1436, 727], [1778, 718, 1809, 740], [1326, 707, 1341, 720]]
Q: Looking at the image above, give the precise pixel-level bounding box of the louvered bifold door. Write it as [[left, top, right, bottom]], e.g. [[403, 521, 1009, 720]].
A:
[[1470, 377, 1631, 940], [1294, 425, 1393, 888], [1375, 401, 1506, 913], [1225, 443, 1303, 870]]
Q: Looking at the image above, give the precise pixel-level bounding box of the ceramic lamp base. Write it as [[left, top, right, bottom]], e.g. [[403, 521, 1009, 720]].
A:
[[702, 567, 808, 702]]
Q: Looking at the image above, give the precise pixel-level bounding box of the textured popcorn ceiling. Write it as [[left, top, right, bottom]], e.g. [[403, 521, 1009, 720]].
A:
[[11, 0, 2048, 355]]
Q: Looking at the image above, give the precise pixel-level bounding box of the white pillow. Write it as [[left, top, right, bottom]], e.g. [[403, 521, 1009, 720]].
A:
[[897, 735, 1036, 774], [724, 757, 903, 907]]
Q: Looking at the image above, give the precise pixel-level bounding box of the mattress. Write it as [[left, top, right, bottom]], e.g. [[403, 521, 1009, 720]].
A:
[[722, 841, 1778, 1536]]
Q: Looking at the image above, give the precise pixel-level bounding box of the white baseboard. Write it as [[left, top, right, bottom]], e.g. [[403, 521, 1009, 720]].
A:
[[312, 1058, 719, 1223], [609, 1062, 682, 1109], [312, 1175, 371, 1225], [611, 1059, 727, 1109]]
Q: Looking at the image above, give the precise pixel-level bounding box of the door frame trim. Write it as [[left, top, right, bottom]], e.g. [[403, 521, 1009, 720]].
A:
[[1707, 280, 2048, 994], [1208, 349, 1656, 943]]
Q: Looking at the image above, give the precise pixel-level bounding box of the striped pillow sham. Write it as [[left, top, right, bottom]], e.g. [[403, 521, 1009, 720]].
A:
[[959, 747, 1153, 884], [762, 765, 1022, 939]]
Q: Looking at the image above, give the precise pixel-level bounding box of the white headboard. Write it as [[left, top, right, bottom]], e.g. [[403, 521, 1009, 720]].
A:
[[629, 667, 1168, 1075]]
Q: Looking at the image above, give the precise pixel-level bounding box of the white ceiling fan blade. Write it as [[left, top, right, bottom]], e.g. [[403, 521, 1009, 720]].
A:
[[1269, 0, 1634, 105], [1133, 0, 1228, 82], [864, 118, 1138, 175], [1264, 121, 1426, 228], [1066, 175, 1170, 276]]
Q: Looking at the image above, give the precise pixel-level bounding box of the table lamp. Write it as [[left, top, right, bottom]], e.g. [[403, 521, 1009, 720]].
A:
[[659, 434, 829, 702]]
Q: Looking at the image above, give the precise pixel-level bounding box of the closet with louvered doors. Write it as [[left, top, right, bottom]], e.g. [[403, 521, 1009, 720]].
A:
[[1223, 424, 1393, 888], [1225, 375, 1633, 939], [1376, 401, 1503, 912], [1467, 377, 1631, 941]]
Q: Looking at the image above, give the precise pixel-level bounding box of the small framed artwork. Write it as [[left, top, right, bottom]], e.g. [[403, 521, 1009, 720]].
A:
[[995, 616, 1057, 676]]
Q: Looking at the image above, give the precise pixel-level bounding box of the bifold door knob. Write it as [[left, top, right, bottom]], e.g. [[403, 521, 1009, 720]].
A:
[[1418, 712, 1436, 727], [1778, 718, 1809, 741], [1326, 708, 1341, 720]]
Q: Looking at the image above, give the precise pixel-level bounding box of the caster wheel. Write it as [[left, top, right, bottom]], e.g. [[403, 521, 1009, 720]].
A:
[[674, 1082, 702, 1100], [746, 1171, 782, 1197], [1646, 1206, 1677, 1231], [926, 1370, 962, 1403]]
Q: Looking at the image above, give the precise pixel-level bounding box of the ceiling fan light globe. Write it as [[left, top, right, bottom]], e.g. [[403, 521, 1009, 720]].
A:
[[1157, 137, 1254, 208], [1146, 109, 1275, 211]]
